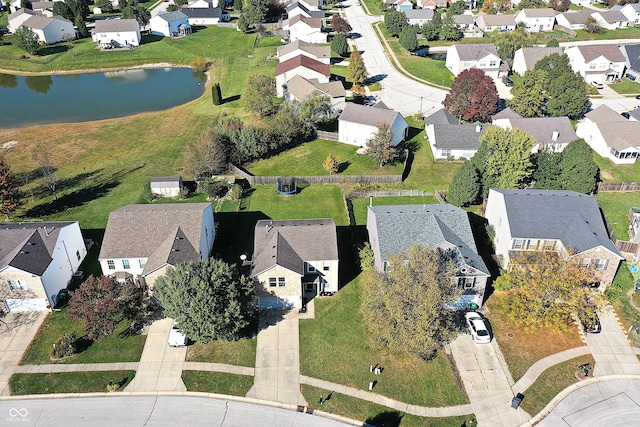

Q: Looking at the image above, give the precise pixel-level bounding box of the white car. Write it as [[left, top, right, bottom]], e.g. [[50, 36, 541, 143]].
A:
[[591, 81, 603, 90], [168, 321, 187, 347], [465, 312, 491, 344]]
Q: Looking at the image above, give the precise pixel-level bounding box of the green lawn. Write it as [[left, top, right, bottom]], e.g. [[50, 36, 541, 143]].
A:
[[609, 79, 640, 95], [186, 337, 257, 366], [20, 310, 146, 365], [302, 385, 475, 427], [519, 355, 595, 417], [593, 153, 640, 183], [299, 277, 469, 407], [182, 371, 254, 395], [609, 262, 640, 347], [574, 26, 640, 41], [9, 371, 135, 395], [596, 192, 640, 238], [246, 139, 403, 176], [361, 0, 383, 15], [351, 196, 438, 225]]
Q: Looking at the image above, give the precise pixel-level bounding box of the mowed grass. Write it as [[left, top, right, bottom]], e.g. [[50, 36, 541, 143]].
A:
[[186, 337, 257, 366], [519, 355, 595, 417], [9, 371, 135, 395], [245, 139, 404, 176], [20, 310, 146, 365], [299, 277, 469, 407], [486, 293, 585, 382], [596, 192, 640, 238], [351, 195, 438, 225], [609, 79, 640, 95], [609, 262, 640, 347], [182, 371, 254, 396], [301, 385, 475, 427], [593, 152, 640, 183]]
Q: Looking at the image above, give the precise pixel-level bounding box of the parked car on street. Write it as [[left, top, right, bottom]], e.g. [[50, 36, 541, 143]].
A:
[[168, 321, 187, 347], [465, 312, 491, 344]]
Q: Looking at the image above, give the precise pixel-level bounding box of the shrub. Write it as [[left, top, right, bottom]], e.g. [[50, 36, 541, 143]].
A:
[[605, 282, 623, 302], [52, 333, 76, 359], [199, 177, 228, 199]]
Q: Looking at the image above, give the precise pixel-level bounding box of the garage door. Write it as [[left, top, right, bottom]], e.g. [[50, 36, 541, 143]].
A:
[[258, 296, 299, 310], [5, 298, 50, 311]]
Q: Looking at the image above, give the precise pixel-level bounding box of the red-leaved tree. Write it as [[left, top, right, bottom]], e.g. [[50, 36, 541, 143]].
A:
[[68, 275, 146, 341], [551, 0, 570, 12], [443, 68, 499, 123], [331, 14, 352, 34], [0, 157, 21, 220]]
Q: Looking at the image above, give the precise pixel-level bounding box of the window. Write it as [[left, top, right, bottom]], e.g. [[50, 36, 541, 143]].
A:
[[580, 258, 591, 268], [526, 240, 540, 250], [122, 259, 130, 269], [543, 240, 556, 251], [458, 277, 476, 289], [589, 63, 596, 70], [306, 263, 316, 273], [139, 259, 147, 269], [442, 149, 451, 157], [323, 262, 330, 272], [76, 250, 81, 261], [305, 283, 314, 291], [595, 259, 609, 270], [107, 260, 116, 270], [489, 60, 497, 67], [8, 279, 27, 290], [269, 278, 277, 287], [512, 239, 525, 250], [278, 277, 286, 287]]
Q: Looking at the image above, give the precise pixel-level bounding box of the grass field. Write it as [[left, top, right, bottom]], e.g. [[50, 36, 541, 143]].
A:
[[594, 152, 640, 183], [182, 371, 254, 395], [608, 262, 640, 347], [609, 79, 640, 95], [299, 277, 469, 407], [186, 337, 257, 366], [596, 192, 640, 238], [9, 371, 135, 395]]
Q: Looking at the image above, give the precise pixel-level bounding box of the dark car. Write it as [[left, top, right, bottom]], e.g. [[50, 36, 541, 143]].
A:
[[502, 76, 514, 87], [54, 289, 71, 309], [579, 311, 601, 334], [622, 112, 631, 119], [636, 94, 640, 100]]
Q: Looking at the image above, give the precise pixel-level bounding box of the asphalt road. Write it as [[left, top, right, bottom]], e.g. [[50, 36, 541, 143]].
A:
[[0, 395, 354, 427]]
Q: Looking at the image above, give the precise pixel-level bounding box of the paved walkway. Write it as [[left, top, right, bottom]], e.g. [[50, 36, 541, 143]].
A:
[[512, 346, 591, 393]]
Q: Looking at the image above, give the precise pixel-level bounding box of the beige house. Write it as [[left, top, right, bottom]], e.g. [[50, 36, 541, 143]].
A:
[[250, 219, 338, 309]]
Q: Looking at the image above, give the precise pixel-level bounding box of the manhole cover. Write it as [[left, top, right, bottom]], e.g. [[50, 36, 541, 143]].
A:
[[506, 332, 514, 338]]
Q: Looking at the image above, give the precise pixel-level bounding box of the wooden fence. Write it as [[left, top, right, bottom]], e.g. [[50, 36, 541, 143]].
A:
[[316, 130, 339, 141], [601, 207, 640, 254], [598, 182, 640, 192], [348, 189, 431, 198]]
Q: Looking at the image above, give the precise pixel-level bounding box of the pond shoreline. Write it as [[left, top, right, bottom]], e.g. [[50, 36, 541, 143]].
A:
[[0, 62, 181, 77]]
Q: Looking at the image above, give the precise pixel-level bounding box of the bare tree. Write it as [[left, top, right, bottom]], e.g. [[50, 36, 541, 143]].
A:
[[31, 142, 57, 200]]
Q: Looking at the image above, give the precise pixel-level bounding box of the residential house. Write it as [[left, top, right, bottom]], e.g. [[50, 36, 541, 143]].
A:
[[181, 6, 223, 25], [149, 11, 191, 37], [286, 0, 324, 11], [366, 204, 491, 307], [8, 8, 37, 33], [485, 189, 623, 284], [9, 13, 75, 44], [620, 44, 640, 80], [576, 104, 640, 164], [92, 18, 141, 48], [405, 9, 434, 26], [512, 47, 563, 76], [0, 222, 86, 312], [395, 0, 413, 11], [445, 43, 508, 78], [283, 15, 327, 44], [453, 13, 475, 31], [31, 1, 55, 17], [555, 10, 593, 30], [250, 219, 338, 309], [425, 108, 486, 159], [275, 54, 330, 97], [285, 74, 346, 111], [418, 0, 437, 9], [629, 108, 640, 121], [338, 102, 408, 147], [150, 176, 184, 198], [590, 10, 629, 30], [287, 1, 325, 19], [8, 0, 21, 13], [277, 40, 331, 64], [492, 111, 577, 153], [564, 44, 626, 82], [99, 203, 215, 288], [474, 13, 516, 33], [626, 208, 640, 259], [619, 3, 640, 25], [514, 8, 557, 32], [188, 0, 219, 7]]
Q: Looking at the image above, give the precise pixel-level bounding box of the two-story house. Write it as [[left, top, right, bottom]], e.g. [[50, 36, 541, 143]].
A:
[[564, 44, 626, 83], [445, 43, 508, 78], [514, 8, 557, 32]]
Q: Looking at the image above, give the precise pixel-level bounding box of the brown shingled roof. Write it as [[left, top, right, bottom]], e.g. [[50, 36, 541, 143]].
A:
[[275, 54, 330, 77], [576, 44, 626, 63]]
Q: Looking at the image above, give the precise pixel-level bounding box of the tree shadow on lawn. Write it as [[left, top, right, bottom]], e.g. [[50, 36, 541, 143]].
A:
[[366, 411, 403, 427], [332, 74, 353, 90], [223, 94, 241, 104], [337, 161, 350, 173], [141, 34, 164, 44], [36, 44, 72, 56], [467, 212, 501, 302]]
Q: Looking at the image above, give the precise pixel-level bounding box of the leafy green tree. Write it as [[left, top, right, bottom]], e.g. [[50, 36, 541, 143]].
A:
[[75, 15, 88, 38], [237, 14, 250, 32], [20, 0, 32, 9], [493, 251, 602, 332], [493, 27, 531, 62], [366, 122, 399, 166], [439, 15, 461, 41], [243, 0, 270, 26], [122, 5, 151, 26], [558, 139, 599, 194], [244, 73, 277, 117], [331, 33, 349, 57], [545, 70, 589, 119], [546, 38, 559, 47], [533, 149, 562, 190], [443, 68, 499, 123], [234, 0, 243, 11], [299, 92, 333, 125], [347, 50, 367, 85], [399, 25, 418, 51], [384, 9, 407, 37], [508, 69, 548, 117], [358, 242, 375, 270], [323, 154, 339, 174], [584, 17, 602, 33], [422, 11, 441, 41], [13, 26, 40, 55], [0, 157, 21, 220], [449, 0, 466, 14], [514, 0, 546, 9], [154, 259, 255, 343], [361, 244, 461, 360], [447, 161, 481, 207], [480, 0, 509, 13], [472, 126, 535, 197], [331, 14, 352, 34], [53, 1, 74, 20], [167, 4, 178, 11], [95, 0, 113, 11], [66, 0, 90, 19]]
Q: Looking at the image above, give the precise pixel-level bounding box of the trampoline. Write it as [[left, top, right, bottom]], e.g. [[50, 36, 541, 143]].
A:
[[276, 177, 297, 195]]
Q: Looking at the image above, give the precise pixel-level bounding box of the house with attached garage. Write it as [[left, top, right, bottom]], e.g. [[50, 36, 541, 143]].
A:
[[445, 43, 508, 78], [576, 104, 640, 164], [0, 222, 86, 312], [181, 6, 224, 25], [366, 204, 491, 308], [486, 189, 623, 285], [619, 44, 640, 80], [555, 10, 593, 30], [425, 108, 486, 160], [98, 203, 215, 288], [8, 12, 75, 44], [338, 102, 408, 147], [150, 176, 184, 198], [284, 74, 346, 111], [283, 15, 327, 44], [277, 40, 331, 64], [617, 3, 640, 25], [92, 18, 141, 48], [275, 54, 330, 97], [474, 13, 516, 33], [287, 1, 325, 19], [512, 47, 563, 76], [188, 0, 219, 7], [31, 1, 55, 17], [514, 8, 557, 32], [590, 10, 629, 30], [250, 219, 338, 309], [492, 110, 577, 153], [564, 44, 626, 83], [149, 11, 191, 37], [404, 9, 434, 26]]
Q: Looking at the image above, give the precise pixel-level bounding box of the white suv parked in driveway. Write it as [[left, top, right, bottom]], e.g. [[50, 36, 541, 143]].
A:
[[591, 81, 604, 89], [465, 312, 491, 344], [168, 321, 187, 347]]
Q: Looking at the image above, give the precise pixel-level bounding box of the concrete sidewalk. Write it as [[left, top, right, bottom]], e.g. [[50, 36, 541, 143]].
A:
[[512, 346, 591, 393]]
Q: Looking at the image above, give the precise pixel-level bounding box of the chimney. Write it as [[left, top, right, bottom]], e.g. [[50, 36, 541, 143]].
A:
[[552, 130, 559, 141], [476, 124, 482, 133]]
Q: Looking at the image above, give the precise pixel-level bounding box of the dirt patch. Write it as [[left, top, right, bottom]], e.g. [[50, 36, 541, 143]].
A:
[[601, 170, 614, 180]]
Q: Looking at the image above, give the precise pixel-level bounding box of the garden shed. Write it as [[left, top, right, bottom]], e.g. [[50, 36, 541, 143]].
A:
[[150, 176, 184, 197]]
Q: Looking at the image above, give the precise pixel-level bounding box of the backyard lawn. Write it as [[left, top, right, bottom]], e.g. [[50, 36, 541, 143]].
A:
[[608, 262, 640, 347], [9, 371, 135, 395], [182, 371, 254, 396], [299, 277, 469, 407], [593, 154, 640, 183], [596, 192, 640, 238]]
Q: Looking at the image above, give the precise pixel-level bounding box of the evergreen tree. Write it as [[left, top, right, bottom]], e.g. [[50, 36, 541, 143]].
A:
[[422, 11, 441, 41], [347, 50, 367, 85], [533, 149, 562, 190], [331, 33, 350, 57], [212, 83, 223, 105], [558, 139, 599, 194], [446, 161, 481, 207], [507, 69, 548, 117], [399, 25, 418, 51], [439, 15, 461, 41], [384, 9, 407, 37]]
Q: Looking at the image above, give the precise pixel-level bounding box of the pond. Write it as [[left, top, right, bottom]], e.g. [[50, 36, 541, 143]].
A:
[[0, 67, 206, 128]]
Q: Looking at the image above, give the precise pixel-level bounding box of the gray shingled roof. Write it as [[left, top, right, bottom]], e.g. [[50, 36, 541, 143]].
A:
[[286, 75, 344, 100], [492, 107, 522, 120], [491, 189, 621, 256], [519, 8, 557, 17], [251, 219, 338, 277], [558, 10, 592, 25], [368, 204, 489, 276], [181, 7, 222, 18], [339, 102, 405, 127], [453, 43, 500, 61], [518, 47, 563, 71], [576, 44, 626, 63], [621, 44, 640, 73], [586, 104, 627, 123], [277, 40, 331, 60], [432, 122, 486, 150], [404, 9, 434, 19], [0, 222, 76, 276], [425, 108, 459, 126], [507, 117, 577, 144], [156, 11, 189, 22], [94, 18, 139, 33], [598, 10, 627, 22]]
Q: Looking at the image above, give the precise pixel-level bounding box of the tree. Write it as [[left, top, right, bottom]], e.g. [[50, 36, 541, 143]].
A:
[[154, 259, 255, 343], [20, 0, 32, 9], [53, 1, 74, 20], [443, 68, 499, 123], [94, 0, 113, 11], [422, 11, 441, 41], [331, 33, 349, 58], [514, 0, 547, 9], [533, 149, 562, 190], [0, 157, 21, 220], [551, 0, 570, 11], [190, 56, 209, 72], [446, 161, 481, 207], [66, 0, 90, 20], [584, 17, 602, 33], [558, 139, 599, 194], [439, 15, 461, 41], [122, 5, 151, 26], [243, 0, 270, 26], [472, 126, 535, 197], [212, 83, 223, 105], [75, 15, 88, 38], [546, 38, 559, 47], [533, 53, 590, 119], [347, 50, 367, 85], [167, 4, 179, 11], [366, 122, 399, 166], [361, 244, 461, 360], [237, 14, 250, 33], [507, 69, 548, 117], [493, 251, 603, 332], [331, 14, 352, 34], [299, 92, 333, 125], [184, 130, 228, 178], [13, 26, 40, 55], [399, 25, 418, 51], [68, 275, 147, 341], [323, 154, 339, 174], [480, 0, 509, 13], [384, 9, 407, 37], [449, 0, 466, 14], [493, 27, 531, 62], [244, 73, 277, 117], [31, 142, 57, 199]]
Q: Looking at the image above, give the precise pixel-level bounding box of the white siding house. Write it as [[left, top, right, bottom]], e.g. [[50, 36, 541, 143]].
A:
[[338, 102, 408, 147], [9, 14, 75, 44], [277, 40, 331, 64], [512, 47, 563, 76], [275, 54, 330, 97], [514, 8, 557, 32], [445, 43, 506, 78], [283, 15, 327, 44], [565, 44, 626, 82], [149, 11, 191, 37], [92, 18, 141, 48]]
